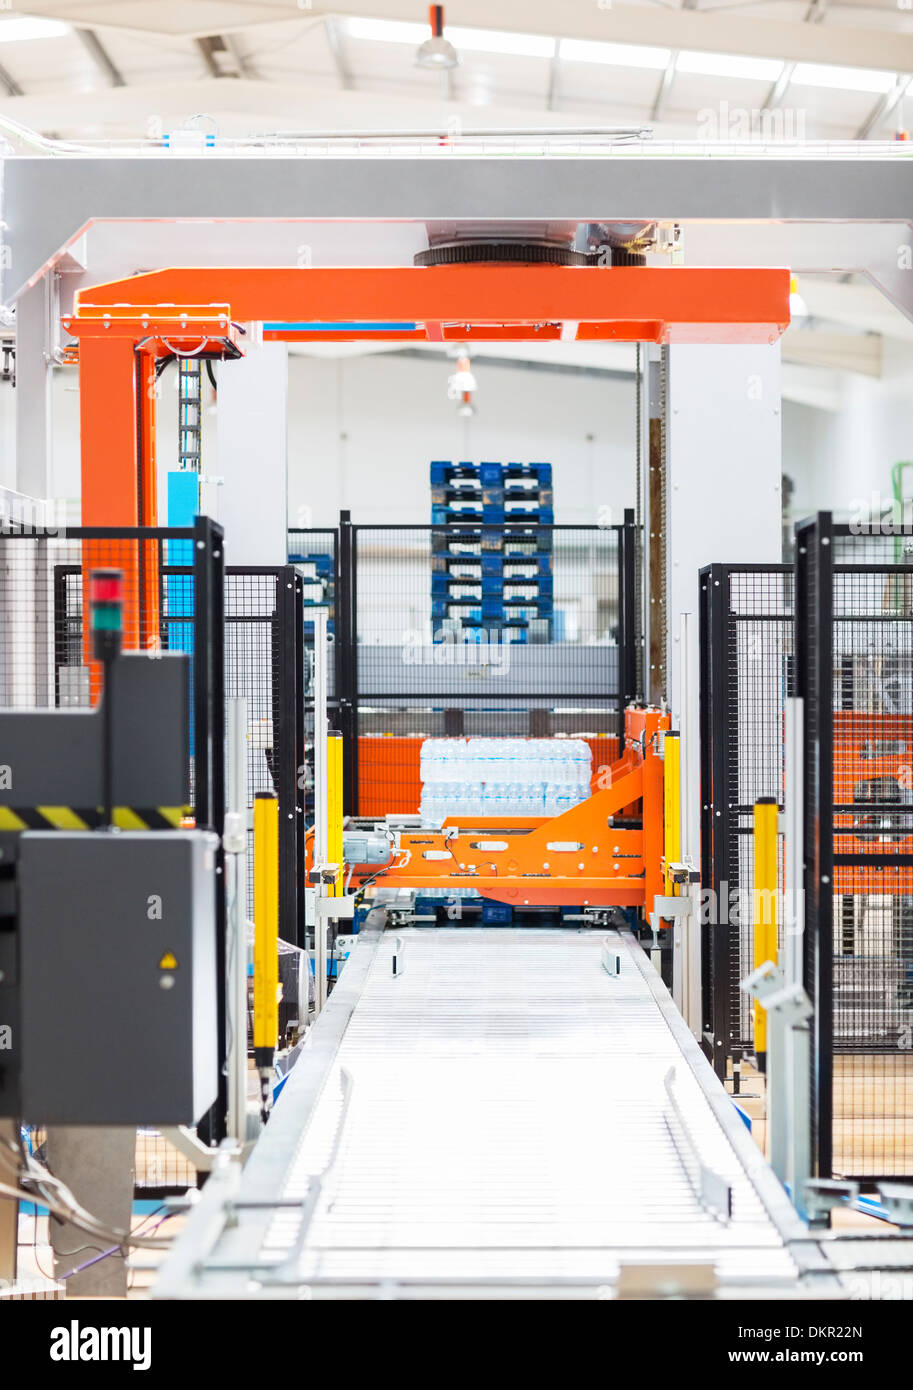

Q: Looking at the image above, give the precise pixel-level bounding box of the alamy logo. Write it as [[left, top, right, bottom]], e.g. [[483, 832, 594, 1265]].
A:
[[50, 1321, 151, 1371]]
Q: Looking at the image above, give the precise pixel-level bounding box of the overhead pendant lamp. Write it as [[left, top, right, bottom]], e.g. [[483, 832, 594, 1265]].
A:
[[416, 4, 460, 69]]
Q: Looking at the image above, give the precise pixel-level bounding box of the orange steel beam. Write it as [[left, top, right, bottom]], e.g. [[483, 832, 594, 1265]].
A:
[[66, 267, 786, 556], [267, 322, 674, 344], [73, 266, 790, 345]]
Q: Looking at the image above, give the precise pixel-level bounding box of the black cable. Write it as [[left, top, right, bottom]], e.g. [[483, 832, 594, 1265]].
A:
[[205, 359, 218, 392]]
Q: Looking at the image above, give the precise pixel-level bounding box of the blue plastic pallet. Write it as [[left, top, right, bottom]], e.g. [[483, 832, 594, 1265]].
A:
[[477, 460, 552, 486], [483, 485, 554, 506], [483, 505, 554, 525], [430, 459, 479, 485], [481, 553, 552, 576]]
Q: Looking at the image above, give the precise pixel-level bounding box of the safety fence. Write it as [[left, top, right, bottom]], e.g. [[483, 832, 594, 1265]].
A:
[[798, 514, 913, 1182], [699, 563, 794, 1078], [700, 522, 913, 1181], [224, 566, 307, 949], [292, 513, 640, 817]]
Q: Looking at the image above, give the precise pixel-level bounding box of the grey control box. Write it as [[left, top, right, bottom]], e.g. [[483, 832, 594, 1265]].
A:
[[18, 831, 219, 1125]]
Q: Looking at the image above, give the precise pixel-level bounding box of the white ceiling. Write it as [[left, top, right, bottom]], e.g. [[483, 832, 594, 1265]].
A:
[[0, 1, 912, 142]]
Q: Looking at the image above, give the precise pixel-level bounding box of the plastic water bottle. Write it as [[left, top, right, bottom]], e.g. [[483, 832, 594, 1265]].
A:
[[421, 735, 593, 821]]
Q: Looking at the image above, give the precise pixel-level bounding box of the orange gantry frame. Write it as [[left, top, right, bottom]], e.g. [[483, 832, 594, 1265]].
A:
[[65, 263, 790, 533], [356, 707, 670, 910]]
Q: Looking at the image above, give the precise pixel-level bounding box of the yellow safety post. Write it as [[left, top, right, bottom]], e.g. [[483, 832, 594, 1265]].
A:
[[327, 730, 344, 898], [253, 791, 279, 1120], [662, 732, 681, 895], [752, 797, 779, 1073]]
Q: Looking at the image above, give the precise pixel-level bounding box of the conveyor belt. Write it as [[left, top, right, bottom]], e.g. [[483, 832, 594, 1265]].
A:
[[157, 929, 816, 1299]]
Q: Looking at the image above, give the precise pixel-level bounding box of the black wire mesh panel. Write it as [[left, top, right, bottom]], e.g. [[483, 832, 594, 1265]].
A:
[[224, 567, 304, 946], [799, 513, 913, 1180], [699, 563, 793, 1077], [351, 524, 622, 815]]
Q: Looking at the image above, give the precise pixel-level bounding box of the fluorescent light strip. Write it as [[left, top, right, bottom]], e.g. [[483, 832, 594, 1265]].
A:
[[448, 27, 555, 60], [0, 17, 70, 43], [346, 18, 428, 45], [676, 50, 783, 83], [560, 38, 671, 71], [791, 61, 897, 94]]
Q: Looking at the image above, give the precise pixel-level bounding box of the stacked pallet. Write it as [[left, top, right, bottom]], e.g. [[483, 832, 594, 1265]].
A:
[[430, 461, 554, 642], [289, 548, 335, 636]]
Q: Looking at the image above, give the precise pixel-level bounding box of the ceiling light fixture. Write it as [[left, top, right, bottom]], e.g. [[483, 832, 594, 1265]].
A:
[[416, 5, 460, 71], [560, 38, 671, 71], [0, 17, 69, 43], [792, 62, 896, 94], [675, 51, 784, 83]]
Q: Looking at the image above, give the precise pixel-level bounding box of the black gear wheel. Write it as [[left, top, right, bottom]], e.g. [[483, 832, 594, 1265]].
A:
[[414, 242, 593, 268]]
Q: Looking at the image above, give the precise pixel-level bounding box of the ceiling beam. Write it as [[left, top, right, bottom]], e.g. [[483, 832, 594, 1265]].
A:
[[858, 74, 912, 139], [546, 37, 561, 112], [222, 32, 258, 81], [0, 62, 23, 98], [325, 16, 355, 91], [763, 0, 826, 112], [652, 54, 679, 122], [195, 36, 224, 80], [76, 28, 125, 87]]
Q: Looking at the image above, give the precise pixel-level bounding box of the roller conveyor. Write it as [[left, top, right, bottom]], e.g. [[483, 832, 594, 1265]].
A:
[[157, 929, 819, 1299]]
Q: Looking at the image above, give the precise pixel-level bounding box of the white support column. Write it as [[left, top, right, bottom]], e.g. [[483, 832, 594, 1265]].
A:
[[15, 281, 54, 502], [216, 334, 288, 565], [665, 341, 783, 836]]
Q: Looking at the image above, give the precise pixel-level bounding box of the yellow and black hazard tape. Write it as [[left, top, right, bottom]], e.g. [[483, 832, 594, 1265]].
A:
[[0, 806, 191, 832]]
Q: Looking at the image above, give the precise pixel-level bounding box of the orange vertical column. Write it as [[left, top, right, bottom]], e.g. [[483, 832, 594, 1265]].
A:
[[642, 713, 669, 914], [136, 352, 160, 653], [79, 336, 142, 686]]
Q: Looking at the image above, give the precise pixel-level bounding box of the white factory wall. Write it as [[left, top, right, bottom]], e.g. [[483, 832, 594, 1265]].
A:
[[0, 347, 906, 537], [284, 353, 637, 529], [781, 340, 913, 527]]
